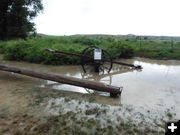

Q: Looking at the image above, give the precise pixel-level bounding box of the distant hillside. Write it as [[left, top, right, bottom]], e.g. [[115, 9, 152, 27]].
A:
[[38, 33, 180, 39]]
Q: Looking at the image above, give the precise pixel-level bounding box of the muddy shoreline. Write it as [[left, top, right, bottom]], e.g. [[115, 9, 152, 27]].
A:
[[0, 57, 180, 134]]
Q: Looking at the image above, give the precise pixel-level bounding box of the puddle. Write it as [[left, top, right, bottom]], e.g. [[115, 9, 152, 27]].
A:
[[118, 58, 180, 117], [0, 57, 180, 119]]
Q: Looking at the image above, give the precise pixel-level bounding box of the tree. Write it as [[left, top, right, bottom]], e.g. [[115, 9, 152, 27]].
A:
[[0, 0, 11, 40], [0, 0, 43, 40]]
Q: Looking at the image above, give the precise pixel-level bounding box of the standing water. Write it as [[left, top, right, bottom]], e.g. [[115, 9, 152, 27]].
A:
[[0, 57, 180, 119], [114, 58, 180, 120]]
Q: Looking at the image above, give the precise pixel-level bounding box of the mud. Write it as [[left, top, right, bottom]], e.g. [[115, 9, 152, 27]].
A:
[[0, 57, 180, 134]]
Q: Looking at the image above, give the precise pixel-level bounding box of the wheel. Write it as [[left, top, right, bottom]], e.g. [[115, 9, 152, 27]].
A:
[[81, 46, 113, 73], [99, 49, 113, 73]]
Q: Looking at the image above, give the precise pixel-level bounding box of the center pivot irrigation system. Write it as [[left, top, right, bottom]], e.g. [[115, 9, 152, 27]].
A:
[[43, 46, 142, 97], [0, 46, 142, 98], [44, 45, 142, 73]]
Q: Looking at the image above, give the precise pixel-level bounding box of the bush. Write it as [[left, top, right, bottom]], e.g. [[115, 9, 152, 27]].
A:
[[72, 36, 100, 46], [4, 40, 33, 61], [2, 35, 179, 65], [0, 37, 136, 65], [107, 41, 134, 59], [0, 42, 6, 54], [2, 38, 86, 65]]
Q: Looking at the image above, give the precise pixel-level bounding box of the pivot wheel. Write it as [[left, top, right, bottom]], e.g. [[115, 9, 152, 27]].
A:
[[81, 46, 113, 73]]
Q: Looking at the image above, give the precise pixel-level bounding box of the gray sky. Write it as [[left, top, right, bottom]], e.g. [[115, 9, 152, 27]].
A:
[[34, 0, 180, 36]]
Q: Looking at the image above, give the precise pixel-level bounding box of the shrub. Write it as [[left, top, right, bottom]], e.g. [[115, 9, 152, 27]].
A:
[[72, 36, 100, 46], [2, 35, 179, 65], [4, 40, 33, 61], [0, 42, 6, 54], [2, 38, 86, 65], [107, 41, 134, 59]]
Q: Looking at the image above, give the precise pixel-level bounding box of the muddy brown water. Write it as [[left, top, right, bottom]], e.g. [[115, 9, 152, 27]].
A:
[[0, 57, 180, 119]]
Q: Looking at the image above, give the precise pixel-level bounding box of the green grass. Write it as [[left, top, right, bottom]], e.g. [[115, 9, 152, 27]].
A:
[[0, 35, 180, 65]]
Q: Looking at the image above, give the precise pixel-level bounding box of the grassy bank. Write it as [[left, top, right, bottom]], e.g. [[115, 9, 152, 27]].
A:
[[0, 35, 180, 65]]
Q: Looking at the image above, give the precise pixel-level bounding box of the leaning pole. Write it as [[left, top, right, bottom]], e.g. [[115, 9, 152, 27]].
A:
[[0, 64, 122, 97]]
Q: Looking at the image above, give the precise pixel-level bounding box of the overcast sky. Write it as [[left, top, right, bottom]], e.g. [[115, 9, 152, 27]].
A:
[[34, 0, 180, 36]]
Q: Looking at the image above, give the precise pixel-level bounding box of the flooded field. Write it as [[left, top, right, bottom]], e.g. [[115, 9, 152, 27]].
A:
[[120, 58, 180, 117], [0, 57, 180, 134]]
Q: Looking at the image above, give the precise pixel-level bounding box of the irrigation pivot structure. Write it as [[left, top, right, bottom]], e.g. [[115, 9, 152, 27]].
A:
[[44, 46, 142, 73]]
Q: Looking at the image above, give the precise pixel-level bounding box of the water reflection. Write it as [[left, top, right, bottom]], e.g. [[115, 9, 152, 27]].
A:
[[114, 59, 180, 118], [1, 57, 180, 117], [40, 58, 180, 117], [40, 65, 134, 96]]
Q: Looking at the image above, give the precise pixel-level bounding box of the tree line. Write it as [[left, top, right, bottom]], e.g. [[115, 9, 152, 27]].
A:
[[0, 0, 43, 40]]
